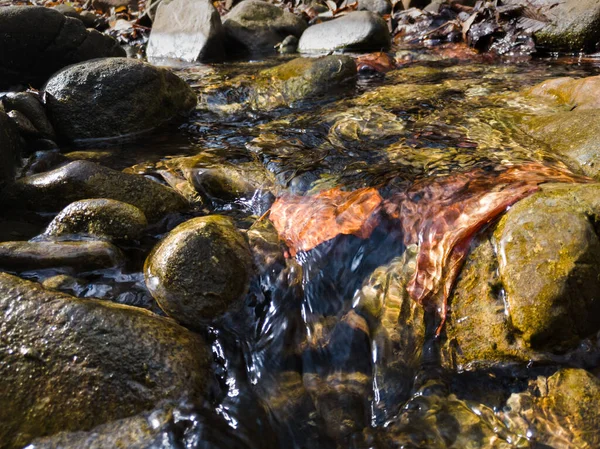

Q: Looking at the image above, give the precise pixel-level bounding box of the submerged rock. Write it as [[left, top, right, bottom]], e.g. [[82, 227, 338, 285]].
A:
[[0, 6, 124, 88], [0, 273, 211, 449], [44, 199, 148, 242], [223, 0, 307, 54], [250, 56, 357, 109], [147, 0, 224, 63], [145, 215, 253, 328], [44, 58, 197, 142], [0, 241, 124, 271], [2, 160, 187, 221], [443, 183, 600, 367], [298, 12, 390, 54], [0, 111, 23, 186], [528, 75, 600, 110]]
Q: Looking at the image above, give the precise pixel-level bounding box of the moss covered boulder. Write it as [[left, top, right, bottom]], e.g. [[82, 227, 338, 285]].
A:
[[1, 160, 187, 221], [443, 183, 600, 368], [145, 215, 253, 328], [44, 198, 148, 242], [44, 58, 197, 142], [249, 56, 357, 110], [0, 273, 211, 449]]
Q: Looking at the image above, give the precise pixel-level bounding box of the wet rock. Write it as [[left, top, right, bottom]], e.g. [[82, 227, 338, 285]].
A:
[[7, 110, 39, 137], [0, 241, 124, 271], [147, 0, 224, 63], [358, 0, 391, 15], [44, 58, 197, 142], [249, 56, 357, 110], [27, 408, 173, 449], [0, 111, 23, 186], [277, 35, 298, 54], [503, 369, 600, 448], [1, 160, 187, 221], [2, 92, 55, 140], [298, 12, 391, 54], [223, 0, 307, 55], [505, 0, 600, 53], [247, 218, 286, 281], [0, 273, 211, 449], [44, 199, 148, 242], [0, 6, 125, 88], [144, 215, 253, 328], [41, 274, 86, 296], [443, 183, 600, 367], [528, 75, 600, 110]]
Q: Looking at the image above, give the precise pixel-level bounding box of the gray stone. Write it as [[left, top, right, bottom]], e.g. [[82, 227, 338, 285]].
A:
[[147, 0, 225, 63], [44, 199, 148, 242], [504, 0, 600, 52], [0, 241, 124, 272], [0, 273, 211, 449], [44, 58, 197, 142], [1, 160, 187, 221], [2, 92, 56, 140], [0, 6, 125, 88], [298, 11, 391, 53], [223, 0, 307, 54], [358, 0, 391, 15], [145, 215, 253, 328]]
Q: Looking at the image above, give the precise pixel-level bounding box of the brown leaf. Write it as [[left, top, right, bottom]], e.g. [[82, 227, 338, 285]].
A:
[[270, 187, 383, 257]]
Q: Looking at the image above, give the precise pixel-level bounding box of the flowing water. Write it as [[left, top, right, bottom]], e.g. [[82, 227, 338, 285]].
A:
[[15, 49, 600, 448]]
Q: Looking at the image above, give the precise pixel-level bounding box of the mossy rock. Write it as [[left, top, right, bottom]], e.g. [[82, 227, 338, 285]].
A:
[[0, 273, 211, 449], [249, 56, 357, 110], [44, 198, 148, 241], [44, 58, 197, 142], [527, 75, 600, 110], [444, 183, 600, 368], [0, 241, 124, 271], [1, 160, 187, 221], [144, 215, 253, 328]]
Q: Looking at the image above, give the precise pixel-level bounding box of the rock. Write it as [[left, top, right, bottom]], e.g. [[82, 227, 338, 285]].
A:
[[0, 111, 23, 185], [0, 273, 211, 449], [524, 110, 600, 180], [147, 0, 224, 63], [249, 56, 357, 110], [1, 160, 187, 221], [7, 110, 39, 137], [528, 75, 600, 110], [443, 183, 600, 368], [503, 369, 600, 448], [2, 92, 56, 140], [358, 0, 391, 15], [0, 6, 125, 88], [0, 241, 124, 271], [43, 58, 197, 142], [44, 199, 148, 242], [41, 274, 86, 296], [223, 0, 307, 54], [298, 12, 390, 54], [504, 0, 600, 53], [144, 215, 253, 328], [278, 35, 298, 54]]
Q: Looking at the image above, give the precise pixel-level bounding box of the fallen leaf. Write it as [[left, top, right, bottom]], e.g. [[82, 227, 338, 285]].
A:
[[270, 187, 383, 256]]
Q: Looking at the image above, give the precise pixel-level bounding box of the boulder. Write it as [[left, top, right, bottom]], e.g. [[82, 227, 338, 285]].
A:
[[44, 199, 148, 242], [2, 92, 55, 140], [146, 0, 225, 63], [1, 160, 187, 221], [357, 0, 391, 15], [0, 273, 211, 449], [298, 12, 390, 54], [0, 6, 124, 88], [504, 0, 600, 53], [249, 56, 357, 110], [43, 58, 197, 142], [0, 241, 124, 272], [223, 0, 307, 54], [0, 111, 23, 186], [528, 75, 600, 110], [443, 183, 600, 367], [145, 215, 253, 328]]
